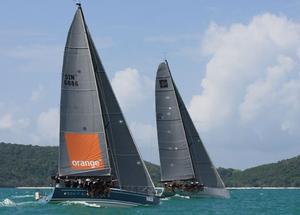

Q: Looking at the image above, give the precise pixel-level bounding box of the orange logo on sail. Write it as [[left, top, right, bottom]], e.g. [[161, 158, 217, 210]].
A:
[[65, 133, 105, 170]]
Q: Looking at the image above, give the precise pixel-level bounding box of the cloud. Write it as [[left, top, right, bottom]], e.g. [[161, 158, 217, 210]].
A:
[[111, 68, 158, 162], [130, 122, 157, 146], [186, 13, 300, 168], [34, 108, 59, 145], [0, 114, 14, 130], [111, 68, 153, 110], [189, 13, 300, 134], [0, 105, 59, 146], [1, 44, 63, 73], [0, 113, 30, 131], [144, 33, 201, 43], [94, 37, 115, 49], [130, 122, 159, 163], [30, 85, 45, 102], [0, 29, 48, 38]]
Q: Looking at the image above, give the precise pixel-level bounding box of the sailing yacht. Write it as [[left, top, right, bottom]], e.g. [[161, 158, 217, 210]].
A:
[[155, 61, 230, 199], [49, 4, 159, 207]]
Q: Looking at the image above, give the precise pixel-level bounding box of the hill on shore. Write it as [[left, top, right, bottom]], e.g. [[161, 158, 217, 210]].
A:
[[218, 155, 300, 187], [0, 142, 299, 187]]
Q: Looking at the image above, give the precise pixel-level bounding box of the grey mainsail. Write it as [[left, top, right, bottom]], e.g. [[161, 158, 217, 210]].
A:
[[59, 5, 155, 195], [59, 7, 110, 177], [155, 62, 195, 182], [156, 61, 225, 188]]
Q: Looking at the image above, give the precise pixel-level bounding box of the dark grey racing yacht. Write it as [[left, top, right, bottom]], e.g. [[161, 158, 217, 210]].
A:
[[155, 60, 230, 199], [49, 4, 159, 207]]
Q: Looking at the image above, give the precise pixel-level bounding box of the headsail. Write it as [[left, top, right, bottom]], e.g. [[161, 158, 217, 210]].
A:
[[155, 62, 195, 182], [59, 6, 111, 177], [87, 34, 155, 196], [71, 6, 156, 195], [174, 81, 225, 188]]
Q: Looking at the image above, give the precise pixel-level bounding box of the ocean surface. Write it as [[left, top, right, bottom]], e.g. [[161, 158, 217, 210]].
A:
[[0, 188, 299, 215]]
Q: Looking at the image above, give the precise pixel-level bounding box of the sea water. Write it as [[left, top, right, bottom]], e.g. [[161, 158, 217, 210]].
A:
[[0, 188, 299, 215]]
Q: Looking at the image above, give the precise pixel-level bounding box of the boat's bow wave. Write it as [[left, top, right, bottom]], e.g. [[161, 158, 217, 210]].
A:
[[174, 194, 190, 199], [160, 197, 171, 201], [11, 195, 34, 199], [60, 201, 103, 208]]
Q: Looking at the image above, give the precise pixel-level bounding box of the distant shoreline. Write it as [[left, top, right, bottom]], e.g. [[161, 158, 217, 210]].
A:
[[3, 185, 300, 190], [0, 187, 53, 189], [1, 143, 299, 187], [228, 187, 300, 189]]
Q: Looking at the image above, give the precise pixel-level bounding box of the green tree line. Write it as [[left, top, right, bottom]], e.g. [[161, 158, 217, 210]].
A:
[[0, 142, 299, 187]]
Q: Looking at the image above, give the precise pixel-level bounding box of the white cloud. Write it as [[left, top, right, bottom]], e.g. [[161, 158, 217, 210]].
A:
[[130, 122, 159, 163], [95, 37, 115, 49], [0, 106, 58, 146], [35, 108, 59, 145], [189, 13, 300, 134], [130, 122, 157, 146], [1, 44, 62, 73], [0, 114, 14, 130], [111, 68, 153, 110], [144, 33, 201, 43], [0, 113, 30, 130], [239, 55, 296, 121], [0, 30, 48, 38], [30, 85, 45, 102]]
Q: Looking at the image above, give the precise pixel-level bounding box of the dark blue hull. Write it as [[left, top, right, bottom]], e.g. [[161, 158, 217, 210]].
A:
[[50, 187, 159, 207]]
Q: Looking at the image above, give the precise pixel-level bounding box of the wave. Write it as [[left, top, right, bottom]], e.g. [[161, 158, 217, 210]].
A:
[[174, 194, 190, 199], [228, 187, 300, 190], [0, 198, 16, 207], [0, 197, 48, 208], [161, 197, 171, 201], [11, 194, 34, 199], [60, 201, 103, 208]]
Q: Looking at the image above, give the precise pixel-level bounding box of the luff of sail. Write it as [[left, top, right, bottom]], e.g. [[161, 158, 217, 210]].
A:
[[155, 62, 195, 182], [59, 7, 111, 177], [78, 7, 156, 195]]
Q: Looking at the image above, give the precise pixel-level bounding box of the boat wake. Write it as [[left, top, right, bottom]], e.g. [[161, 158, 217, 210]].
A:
[[0, 198, 16, 207], [160, 197, 171, 201], [60, 201, 103, 208], [174, 194, 190, 199], [0, 196, 48, 208], [11, 194, 34, 199]]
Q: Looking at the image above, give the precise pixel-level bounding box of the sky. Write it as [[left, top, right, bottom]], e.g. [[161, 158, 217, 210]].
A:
[[0, 0, 300, 169]]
